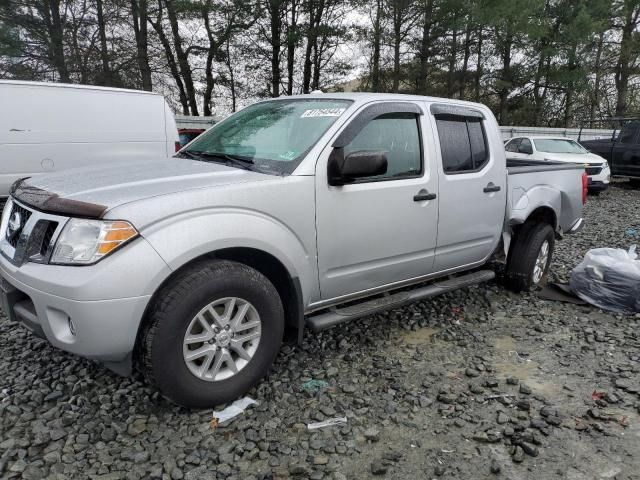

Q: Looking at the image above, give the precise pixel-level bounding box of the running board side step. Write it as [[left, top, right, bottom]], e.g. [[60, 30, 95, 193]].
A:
[[306, 270, 495, 332]]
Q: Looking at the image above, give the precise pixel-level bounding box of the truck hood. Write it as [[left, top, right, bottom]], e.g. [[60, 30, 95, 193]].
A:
[[12, 158, 275, 217], [541, 152, 606, 165]]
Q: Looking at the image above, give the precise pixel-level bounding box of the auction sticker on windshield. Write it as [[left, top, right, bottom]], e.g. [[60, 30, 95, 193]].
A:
[[301, 108, 346, 118]]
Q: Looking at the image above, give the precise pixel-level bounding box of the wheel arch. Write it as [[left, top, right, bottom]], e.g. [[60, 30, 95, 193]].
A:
[[134, 247, 305, 365]]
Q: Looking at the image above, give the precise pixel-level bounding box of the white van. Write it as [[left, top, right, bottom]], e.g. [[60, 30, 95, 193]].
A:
[[0, 80, 179, 196]]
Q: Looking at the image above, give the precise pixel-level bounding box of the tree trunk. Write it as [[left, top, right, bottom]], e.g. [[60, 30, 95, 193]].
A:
[[614, 0, 638, 117], [392, 3, 403, 92], [498, 29, 512, 124], [202, 4, 215, 116], [268, 0, 282, 97], [95, 0, 112, 86], [532, 43, 546, 126], [371, 0, 382, 92], [417, 0, 434, 95], [302, 0, 315, 93], [447, 21, 457, 97], [563, 44, 578, 127], [459, 16, 472, 99], [474, 26, 482, 102], [149, 4, 189, 114], [589, 31, 604, 121], [165, 0, 198, 115], [286, 0, 297, 95], [131, 0, 152, 90], [44, 0, 71, 82], [225, 38, 237, 112]]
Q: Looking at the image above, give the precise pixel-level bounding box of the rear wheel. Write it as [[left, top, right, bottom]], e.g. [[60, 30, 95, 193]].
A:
[[140, 260, 284, 408], [505, 222, 555, 292]]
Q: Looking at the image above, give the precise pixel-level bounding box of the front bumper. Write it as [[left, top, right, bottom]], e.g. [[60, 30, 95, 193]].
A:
[[0, 235, 171, 375]]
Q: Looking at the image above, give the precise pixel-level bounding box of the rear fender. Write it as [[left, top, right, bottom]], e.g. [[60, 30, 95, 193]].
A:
[[509, 185, 560, 231]]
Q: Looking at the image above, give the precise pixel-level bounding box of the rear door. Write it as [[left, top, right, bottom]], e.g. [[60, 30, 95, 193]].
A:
[[315, 102, 439, 300], [430, 104, 506, 272]]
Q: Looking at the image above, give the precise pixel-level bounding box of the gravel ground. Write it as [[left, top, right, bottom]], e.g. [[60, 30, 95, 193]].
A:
[[1, 184, 640, 480]]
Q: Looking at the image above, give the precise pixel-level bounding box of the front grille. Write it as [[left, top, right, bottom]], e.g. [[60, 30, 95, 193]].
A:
[[39, 221, 58, 257], [6, 203, 32, 247], [586, 166, 603, 176], [1, 200, 62, 265]]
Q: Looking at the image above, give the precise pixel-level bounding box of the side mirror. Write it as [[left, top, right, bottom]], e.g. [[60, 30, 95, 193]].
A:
[[518, 144, 533, 155], [328, 149, 388, 185]]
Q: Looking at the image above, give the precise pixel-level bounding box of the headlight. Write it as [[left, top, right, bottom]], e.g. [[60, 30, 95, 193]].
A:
[[51, 219, 138, 265], [603, 161, 609, 170]]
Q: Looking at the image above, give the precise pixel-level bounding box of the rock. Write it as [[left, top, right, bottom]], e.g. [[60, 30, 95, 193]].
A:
[[437, 393, 457, 404], [520, 442, 539, 457], [507, 377, 519, 385], [512, 446, 525, 463], [539, 406, 556, 418], [326, 367, 339, 377], [497, 412, 509, 424], [604, 392, 620, 403], [371, 460, 388, 475], [364, 428, 380, 442], [490, 460, 501, 474], [289, 464, 312, 476], [516, 400, 530, 411], [519, 384, 532, 395], [9, 460, 27, 473], [127, 419, 147, 436], [313, 455, 329, 465], [49, 429, 68, 441], [465, 368, 480, 377]]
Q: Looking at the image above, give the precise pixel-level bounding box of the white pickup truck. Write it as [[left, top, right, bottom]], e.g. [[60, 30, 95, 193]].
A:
[[0, 93, 586, 407]]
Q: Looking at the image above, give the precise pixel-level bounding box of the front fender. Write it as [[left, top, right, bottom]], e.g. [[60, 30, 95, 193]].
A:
[[141, 208, 316, 305]]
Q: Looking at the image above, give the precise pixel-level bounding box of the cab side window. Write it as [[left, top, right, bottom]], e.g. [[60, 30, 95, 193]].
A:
[[343, 112, 422, 181], [435, 114, 489, 173], [619, 122, 638, 144]]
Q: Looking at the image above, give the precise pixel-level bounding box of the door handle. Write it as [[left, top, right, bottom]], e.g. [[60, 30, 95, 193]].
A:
[[413, 190, 437, 201], [483, 183, 501, 193]]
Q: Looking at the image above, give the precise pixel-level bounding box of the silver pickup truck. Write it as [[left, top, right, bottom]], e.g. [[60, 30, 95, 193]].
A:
[[0, 94, 586, 407]]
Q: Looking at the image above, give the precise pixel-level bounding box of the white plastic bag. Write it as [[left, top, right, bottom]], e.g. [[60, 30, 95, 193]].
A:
[[570, 245, 640, 314]]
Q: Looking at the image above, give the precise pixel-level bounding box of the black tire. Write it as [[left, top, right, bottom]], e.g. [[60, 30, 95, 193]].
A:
[[505, 222, 555, 293], [140, 260, 284, 408]]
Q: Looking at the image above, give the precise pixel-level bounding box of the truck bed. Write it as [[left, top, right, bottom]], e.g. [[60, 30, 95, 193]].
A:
[[506, 157, 585, 174]]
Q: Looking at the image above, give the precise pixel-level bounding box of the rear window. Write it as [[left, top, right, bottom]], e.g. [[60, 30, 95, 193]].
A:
[[435, 115, 489, 173]]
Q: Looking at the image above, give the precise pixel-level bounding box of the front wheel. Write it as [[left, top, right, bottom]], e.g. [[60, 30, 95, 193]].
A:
[[140, 260, 284, 408], [505, 222, 555, 292]]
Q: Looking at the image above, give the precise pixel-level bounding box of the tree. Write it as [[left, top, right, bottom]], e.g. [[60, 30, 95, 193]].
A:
[[613, 0, 640, 116]]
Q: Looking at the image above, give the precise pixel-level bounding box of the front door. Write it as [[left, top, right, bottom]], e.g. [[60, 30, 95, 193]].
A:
[[612, 121, 640, 177], [315, 102, 439, 301], [430, 105, 506, 272]]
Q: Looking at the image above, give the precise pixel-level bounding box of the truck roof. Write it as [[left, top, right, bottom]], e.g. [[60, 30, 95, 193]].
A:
[[0, 79, 160, 96], [259, 92, 490, 109]]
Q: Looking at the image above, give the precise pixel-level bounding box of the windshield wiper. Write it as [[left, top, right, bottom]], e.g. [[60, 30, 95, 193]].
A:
[[182, 150, 256, 171]]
